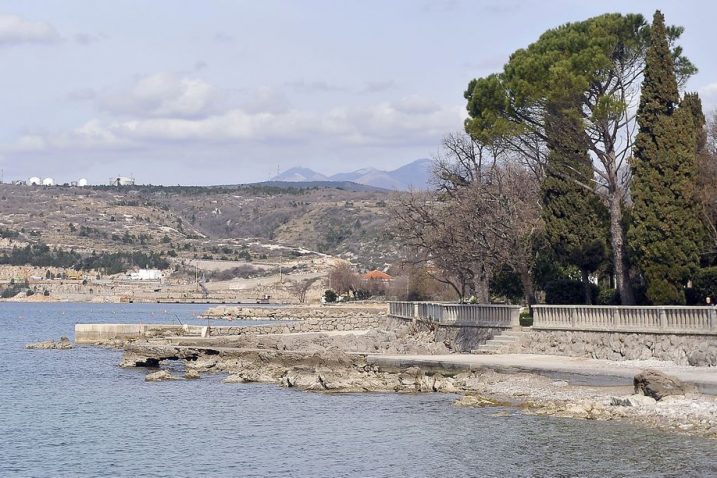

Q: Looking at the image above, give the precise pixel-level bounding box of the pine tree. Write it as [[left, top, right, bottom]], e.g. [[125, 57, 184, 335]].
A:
[[542, 105, 609, 304], [628, 11, 702, 304]]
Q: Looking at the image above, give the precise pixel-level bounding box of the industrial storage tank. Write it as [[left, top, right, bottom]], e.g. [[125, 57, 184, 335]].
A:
[[77, 178, 88, 187], [27, 177, 41, 186], [42, 177, 55, 186]]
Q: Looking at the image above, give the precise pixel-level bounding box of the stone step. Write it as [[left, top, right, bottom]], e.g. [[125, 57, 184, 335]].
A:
[[490, 336, 519, 343]]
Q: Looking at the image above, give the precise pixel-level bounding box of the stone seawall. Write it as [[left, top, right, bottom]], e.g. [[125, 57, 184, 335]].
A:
[[387, 317, 505, 353], [520, 330, 717, 366], [209, 316, 385, 336], [202, 304, 388, 321]]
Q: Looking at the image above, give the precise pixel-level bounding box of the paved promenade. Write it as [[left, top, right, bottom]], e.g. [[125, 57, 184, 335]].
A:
[[364, 353, 717, 393]]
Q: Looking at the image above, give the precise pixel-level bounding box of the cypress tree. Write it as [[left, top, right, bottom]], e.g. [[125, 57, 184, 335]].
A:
[[628, 11, 702, 304], [542, 105, 609, 304]]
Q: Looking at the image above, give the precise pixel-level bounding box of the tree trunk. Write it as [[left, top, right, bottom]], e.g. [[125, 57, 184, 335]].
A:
[[518, 266, 536, 306], [475, 275, 490, 304], [581, 268, 592, 305], [608, 189, 635, 305]]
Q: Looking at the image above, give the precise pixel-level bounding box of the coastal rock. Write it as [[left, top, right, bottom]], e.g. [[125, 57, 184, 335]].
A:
[[634, 370, 690, 401], [25, 336, 73, 350], [184, 369, 201, 380], [454, 394, 507, 408], [610, 395, 657, 407], [144, 370, 176, 381], [223, 374, 248, 384]]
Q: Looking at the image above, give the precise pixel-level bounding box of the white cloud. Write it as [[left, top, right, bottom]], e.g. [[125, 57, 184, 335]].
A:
[[8, 95, 464, 153], [0, 14, 59, 45], [100, 73, 220, 118], [699, 82, 717, 111]]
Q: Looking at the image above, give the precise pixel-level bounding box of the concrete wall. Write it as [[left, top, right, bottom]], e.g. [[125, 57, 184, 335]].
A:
[[75, 316, 383, 343], [75, 323, 204, 343], [520, 329, 717, 366]]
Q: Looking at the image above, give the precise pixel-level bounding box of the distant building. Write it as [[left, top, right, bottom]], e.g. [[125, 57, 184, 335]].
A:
[[27, 177, 41, 186], [361, 270, 393, 282], [129, 269, 163, 281], [42, 178, 54, 186], [109, 176, 135, 186], [77, 178, 88, 187]]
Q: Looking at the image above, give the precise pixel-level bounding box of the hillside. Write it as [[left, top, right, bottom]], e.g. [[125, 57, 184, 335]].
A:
[[0, 183, 399, 271]]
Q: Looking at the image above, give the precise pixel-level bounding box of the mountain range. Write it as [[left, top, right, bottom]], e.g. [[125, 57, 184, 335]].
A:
[[269, 158, 433, 191]]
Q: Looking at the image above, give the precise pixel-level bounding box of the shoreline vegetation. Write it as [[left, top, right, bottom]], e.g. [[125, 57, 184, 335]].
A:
[[58, 303, 717, 440]]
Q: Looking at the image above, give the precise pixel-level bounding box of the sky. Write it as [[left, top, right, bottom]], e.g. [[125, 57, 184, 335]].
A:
[[0, 0, 715, 186]]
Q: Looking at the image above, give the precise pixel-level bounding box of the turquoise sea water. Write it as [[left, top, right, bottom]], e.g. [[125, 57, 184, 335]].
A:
[[1, 303, 716, 477]]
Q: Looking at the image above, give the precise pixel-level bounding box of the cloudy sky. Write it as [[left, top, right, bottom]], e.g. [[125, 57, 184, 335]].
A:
[[0, 0, 715, 185]]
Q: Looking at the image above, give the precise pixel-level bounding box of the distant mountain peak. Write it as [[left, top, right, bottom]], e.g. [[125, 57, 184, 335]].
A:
[[271, 158, 432, 190], [271, 167, 327, 182]]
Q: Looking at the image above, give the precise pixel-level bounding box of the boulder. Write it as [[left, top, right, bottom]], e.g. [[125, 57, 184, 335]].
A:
[[633, 369, 690, 401], [144, 370, 176, 382], [184, 369, 200, 380]]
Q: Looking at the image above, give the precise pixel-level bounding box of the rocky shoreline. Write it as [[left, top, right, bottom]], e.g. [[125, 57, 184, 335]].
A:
[[110, 320, 717, 440]]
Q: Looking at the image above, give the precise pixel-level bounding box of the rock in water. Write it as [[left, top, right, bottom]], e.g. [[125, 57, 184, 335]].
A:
[[25, 336, 73, 350], [144, 370, 176, 382], [634, 370, 689, 401], [184, 369, 200, 380]]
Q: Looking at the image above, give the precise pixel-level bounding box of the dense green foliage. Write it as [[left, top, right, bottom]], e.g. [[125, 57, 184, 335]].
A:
[[628, 11, 703, 304], [544, 279, 598, 305], [323, 290, 337, 303], [686, 267, 717, 305], [541, 104, 609, 304]]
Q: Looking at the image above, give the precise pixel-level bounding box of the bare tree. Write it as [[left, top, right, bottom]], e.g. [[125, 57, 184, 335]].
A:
[[328, 262, 358, 296], [287, 277, 319, 304], [392, 133, 542, 304]]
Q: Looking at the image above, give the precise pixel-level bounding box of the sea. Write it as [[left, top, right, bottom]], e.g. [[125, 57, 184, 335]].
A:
[[1, 302, 716, 477]]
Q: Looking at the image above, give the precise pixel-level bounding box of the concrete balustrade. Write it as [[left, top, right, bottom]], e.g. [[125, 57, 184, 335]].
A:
[[388, 302, 521, 328], [532, 305, 717, 335]]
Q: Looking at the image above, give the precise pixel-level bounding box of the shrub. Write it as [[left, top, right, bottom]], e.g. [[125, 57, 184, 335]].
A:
[[544, 279, 598, 305], [323, 289, 337, 303], [519, 310, 533, 327], [354, 289, 370, 300], [597, 287, 620, 305]]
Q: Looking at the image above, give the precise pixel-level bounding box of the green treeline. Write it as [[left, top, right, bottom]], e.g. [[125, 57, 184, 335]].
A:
[[0, 244, 169, 275]]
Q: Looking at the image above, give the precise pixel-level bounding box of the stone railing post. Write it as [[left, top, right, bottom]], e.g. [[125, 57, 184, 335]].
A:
[[570, 306, 577, 329], [710, 307, 716, 331], [510, 307, 520, 329], [659, 307, 667, 329]]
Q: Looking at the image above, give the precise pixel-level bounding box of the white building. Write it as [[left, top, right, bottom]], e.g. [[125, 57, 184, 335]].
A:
[[27, 177, 41, 186], [129, 269, 163, 281], [42, 178, 54, 186], [77, 178, 88, 187]]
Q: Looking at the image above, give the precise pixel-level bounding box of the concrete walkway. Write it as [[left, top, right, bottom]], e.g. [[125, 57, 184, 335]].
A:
[[364, 353, 717, 393]]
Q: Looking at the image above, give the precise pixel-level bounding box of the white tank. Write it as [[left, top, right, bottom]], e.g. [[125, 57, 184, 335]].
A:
[[42, 177, 55, 186], [77, 178, 88, 187], [27, 177, 41, 186]]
